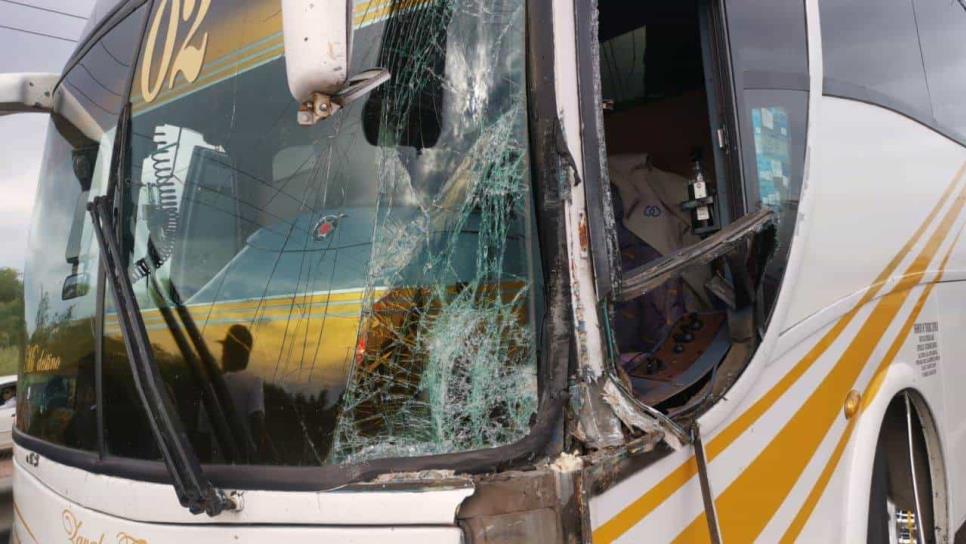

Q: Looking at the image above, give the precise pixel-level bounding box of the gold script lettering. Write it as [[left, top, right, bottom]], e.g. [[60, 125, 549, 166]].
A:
[[117, 532, 149, 544], [167, 0, 211, 88], [140, 0, 211, 104], [62, 510, 105, 544], [25, 344, 61, 373]]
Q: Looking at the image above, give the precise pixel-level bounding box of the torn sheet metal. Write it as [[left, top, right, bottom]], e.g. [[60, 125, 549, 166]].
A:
[[570, 381, 625, 449], [458, 467, 584, 544], [602, 378, 685, 450], [618, 207, 776, 302]]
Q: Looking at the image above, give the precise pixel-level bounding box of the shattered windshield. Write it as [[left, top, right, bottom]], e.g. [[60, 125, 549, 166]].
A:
[[108, 0, 541, 466]]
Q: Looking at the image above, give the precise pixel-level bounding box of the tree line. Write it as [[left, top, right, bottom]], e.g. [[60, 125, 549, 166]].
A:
[[0, 268, 24, 350]]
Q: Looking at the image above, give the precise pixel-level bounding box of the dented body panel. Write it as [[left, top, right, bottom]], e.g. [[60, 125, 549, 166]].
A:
[[14, 0, 966, 542]]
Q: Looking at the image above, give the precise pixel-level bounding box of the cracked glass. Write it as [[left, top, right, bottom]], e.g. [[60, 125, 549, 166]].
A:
[[109, 0, 541, 466]]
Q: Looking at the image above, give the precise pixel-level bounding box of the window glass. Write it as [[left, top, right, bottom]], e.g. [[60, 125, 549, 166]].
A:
[[600, 27, 648, 106], [726, 0, 809, 319], [741, 90, 809, 308], [20, 7, 148, 450], [914, 0, 966, 139], [79, 0, 129, 43], [820, 0, 932, 116], [726, 0, 808, 89], [115, 0, 540, 466]]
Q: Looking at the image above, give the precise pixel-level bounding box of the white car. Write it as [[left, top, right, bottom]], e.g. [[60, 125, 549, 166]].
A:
[[0, 375, 16, 452]]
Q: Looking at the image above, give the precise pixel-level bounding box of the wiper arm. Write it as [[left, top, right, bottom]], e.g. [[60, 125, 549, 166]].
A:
[[617, 207, 776, 302], [162, 278, 259, 461], [88, 195, 236, 516], [144, 272, 254, 464]]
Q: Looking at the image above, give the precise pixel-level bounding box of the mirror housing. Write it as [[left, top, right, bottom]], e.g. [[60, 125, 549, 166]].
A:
[[282, 0, 389, 125], [282, 0, 352, 102], [0, 73, 58, 116], [62, 272, 90, 301]]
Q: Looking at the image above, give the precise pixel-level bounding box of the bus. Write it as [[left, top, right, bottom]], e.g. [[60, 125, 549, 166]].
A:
[[1, 0, 964, 541]]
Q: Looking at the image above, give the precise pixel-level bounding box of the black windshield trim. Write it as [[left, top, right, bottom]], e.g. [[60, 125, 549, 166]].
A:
[[14, 427, 472, 492], [21, 0, 571, 491], [59, 0, 150, 93]]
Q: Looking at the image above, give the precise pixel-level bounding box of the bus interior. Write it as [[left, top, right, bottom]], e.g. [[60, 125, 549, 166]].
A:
[[598, 0, 766, 417]]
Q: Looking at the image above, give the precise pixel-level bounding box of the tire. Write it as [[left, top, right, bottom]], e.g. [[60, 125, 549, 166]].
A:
[[868, 431, 892, 543], [868, 394, 938, 543]]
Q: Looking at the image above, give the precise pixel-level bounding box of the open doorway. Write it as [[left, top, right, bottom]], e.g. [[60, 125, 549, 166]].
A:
[[598, 0, 764, 416]]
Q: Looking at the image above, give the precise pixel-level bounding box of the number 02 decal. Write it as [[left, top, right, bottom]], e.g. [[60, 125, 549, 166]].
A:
[[141, 0, 211, 104]]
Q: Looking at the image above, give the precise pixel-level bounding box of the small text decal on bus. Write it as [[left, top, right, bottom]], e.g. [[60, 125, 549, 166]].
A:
[[914, 321, 940, 378], [141, 0, 211, 104]]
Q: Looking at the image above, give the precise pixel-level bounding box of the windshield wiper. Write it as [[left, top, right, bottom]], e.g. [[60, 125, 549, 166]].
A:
[[150, 272, 259, 462], [88, 195, 236, 516], [145, 271, 256, 464]]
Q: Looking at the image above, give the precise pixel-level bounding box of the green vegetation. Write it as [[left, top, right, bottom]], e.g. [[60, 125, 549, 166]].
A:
[[0, 268, 24, 376]]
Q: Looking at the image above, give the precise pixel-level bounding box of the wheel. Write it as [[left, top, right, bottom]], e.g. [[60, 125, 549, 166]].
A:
[[867, 394, 936, 544]]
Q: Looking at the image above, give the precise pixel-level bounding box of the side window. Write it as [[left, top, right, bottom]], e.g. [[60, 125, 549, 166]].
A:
[[727, 0, 808, 90], [20, 7, 147, 450], [914, 0, 966, 139], [726, 0, 809, 317], [820, 0, 931, 117], [595, 2, 806, 415]]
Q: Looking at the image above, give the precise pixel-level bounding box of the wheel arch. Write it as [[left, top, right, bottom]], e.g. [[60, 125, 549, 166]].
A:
[[842, 363, 949, 542]]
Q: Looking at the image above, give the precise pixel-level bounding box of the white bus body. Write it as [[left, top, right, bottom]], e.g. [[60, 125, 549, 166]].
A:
[[5, 0, 966, 542]]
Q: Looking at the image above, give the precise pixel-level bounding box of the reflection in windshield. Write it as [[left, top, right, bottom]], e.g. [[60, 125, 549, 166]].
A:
[[115, 0, 540, 466], [19, 6, 150, 453]]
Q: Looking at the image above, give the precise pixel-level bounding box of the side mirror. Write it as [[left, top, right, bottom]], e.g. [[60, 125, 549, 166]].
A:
[[62, 272, 90, 301], [0, 73, 58, 116], [281, 0, 389, 125], [282, 0, 351, 103]]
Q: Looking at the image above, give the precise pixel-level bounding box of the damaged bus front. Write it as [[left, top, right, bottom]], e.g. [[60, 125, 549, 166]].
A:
[[10, 0, 805, 541]]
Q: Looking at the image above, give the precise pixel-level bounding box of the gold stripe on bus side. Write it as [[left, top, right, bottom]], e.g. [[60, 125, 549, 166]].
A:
[[133, 37, 284, 114], [354, 0, 438, 27], [591, 164, 965, 544], [671, 166, 966, 543], [12, 502, 37, 544], [779, 226, 963, 542]]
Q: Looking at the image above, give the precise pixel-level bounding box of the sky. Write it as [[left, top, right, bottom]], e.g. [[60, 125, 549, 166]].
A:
[[0, 0, 97, 271]]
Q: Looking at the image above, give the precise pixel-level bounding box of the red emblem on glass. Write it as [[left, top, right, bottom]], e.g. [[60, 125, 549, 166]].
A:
[[314, 215, 342, 240]]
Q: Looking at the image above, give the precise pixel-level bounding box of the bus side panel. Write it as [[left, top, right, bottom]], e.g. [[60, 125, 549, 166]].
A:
[[936, 281, 966, 534], [587, 96, 966, 544], [779, 98, 966, 331]]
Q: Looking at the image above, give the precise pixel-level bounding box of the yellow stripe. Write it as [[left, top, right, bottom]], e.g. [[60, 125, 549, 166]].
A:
[[103, 290, 371, 321], [13, 502, 37, 544], [780, 226, 963, 541], [354, 0, 437, 27], [591, 164, 965, 543], [133, 38, 284, 113], [672, 167, 966, 543]]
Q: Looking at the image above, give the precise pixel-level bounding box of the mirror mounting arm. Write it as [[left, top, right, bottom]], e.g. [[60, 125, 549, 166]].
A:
[[282, 0, 390, 125], [0, 72, 58, 116], [297, 68, 391, 126]]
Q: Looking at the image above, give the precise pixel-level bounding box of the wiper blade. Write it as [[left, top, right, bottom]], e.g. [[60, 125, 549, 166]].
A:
[[617, 207, 776, 302], [145, 273, 255, 464], [163, 279, 259, 461], [88, 195, 236, 516]]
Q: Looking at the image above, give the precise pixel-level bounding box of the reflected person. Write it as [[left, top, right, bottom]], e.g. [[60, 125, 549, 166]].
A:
[[1, 386, 15, 408], [219, 324, 273, 460]]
